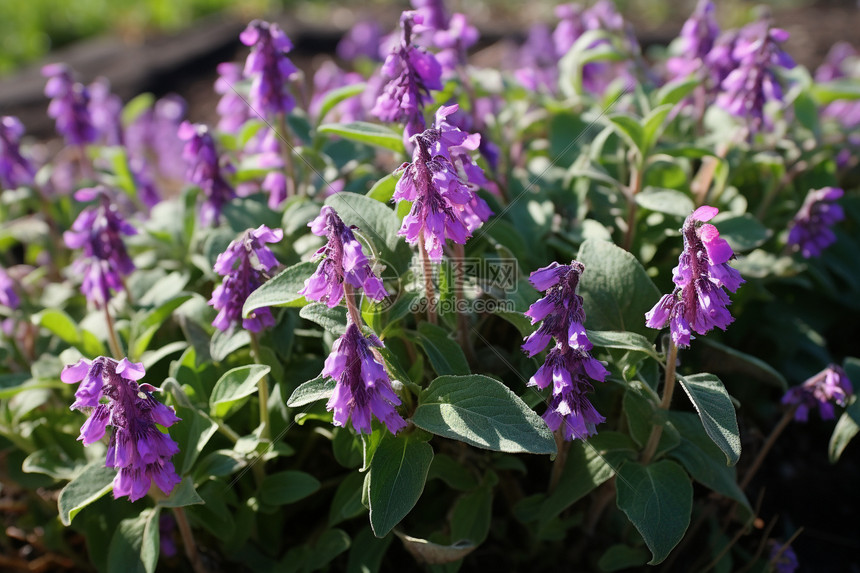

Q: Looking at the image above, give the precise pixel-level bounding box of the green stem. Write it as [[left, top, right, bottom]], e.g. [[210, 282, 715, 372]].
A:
[[104, 305, 123, 359], [248, 332, 271, 442], [641, 342, 678, 464], [548, 430, 570, 493], [452, 242, 474, 362], [621, 161, 643, 252]]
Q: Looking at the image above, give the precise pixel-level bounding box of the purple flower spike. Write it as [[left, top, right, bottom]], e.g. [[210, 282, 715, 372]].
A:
[[815, 44, 860, 129], [215, 62, 252, 134], [0, 116, 36, 190], [0, 267, 19, 310], [240, 20, 298, 117], [522, 261, 608, 441], [64, 188, 137, 308], [768, 539, 799, 573], [783, 364, 853, 422], [645, 206, 744, 348], [667, 0, 720, 81], [300, 206, 387, 307], [372, 11, 443, 140], [42, 63, 97, 146], [323, 321, 407, 435], [178, 121, 236, 226], [61, 357, 182, 502], [88, 77, 123, 146], [337, 20, 384, 62], [210, 225, 283, 332], [787, 187, 845, 258]]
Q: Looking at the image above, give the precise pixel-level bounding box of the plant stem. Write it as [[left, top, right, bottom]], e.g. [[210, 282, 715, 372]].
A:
[[343, 284, 364, 327], [172, 507, 208, 573], [451, 242, 474, 362], [418, 235, 437, 325], [277, 114, 297, 197], [248, 332, 271, 442], [641, 342, 678, 464], [738, 405, 797, 491], [104, 305, 123, 359], [621, 161, 642, 252], [548, 430, 570, 494]]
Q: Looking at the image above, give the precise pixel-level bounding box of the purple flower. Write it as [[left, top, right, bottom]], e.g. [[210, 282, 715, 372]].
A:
[[42, 63, 97, 146], [715, 21, 795, 132], [787, 187, 844, 258], [768, 539, 799, 573], [645, 206, 744, 348], [0, 267, 19, 309], [126, 94, 188, 196], [410, 0, 448, 31], [178, 121, 236, 226], [666, 0, 720, 81], [783, 364, 853, 422], [514, 24, 558, 93], [523, 261, 608, 441], [210, 225, 283, 332], [300, 206, 387, 307], [372, 11, 443, 140], [61, 357, 182, 502], [240, 20, 298, 117], [816, 44, 860, 128], [0, 116, 35, 190], [214, 62, 252, 134], [323, 321, 406, 435], [88, 77, 123, 146], [337, 20, 384, 62], [64, 188, 137, 308], [429, 13, 479, 74], [310, 61, 365, 123]]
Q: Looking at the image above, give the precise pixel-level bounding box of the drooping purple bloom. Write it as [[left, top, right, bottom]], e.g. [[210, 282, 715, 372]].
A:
[[715, 21, 795, 133], [372, 11, 443, 140], [60, 357, 182, 502], [0, 267, 18, 310], [214, 62, 252, 134], [64, 187, 137, 308], [126, 94, 188, 193], [429, 13, 479, 74], [666, 0, 720, 81], [514, 23, 559, 93], [782, 364, 853, 422], [645, 206, 744, 348], [88, 77, 123, 146], [323, 321, 407, 435], [393, 123, 486, 262], [42, 63, 97, 146], [337, 20, 384, 62], [210, 225, 283, 332], [410, 0, 448, 31], [522, 261, 608, 441], [240, 20, 298, 117], [0, 116, 35, 190], [768, 539, 799, 573], [787, 187, 844, 258], [816, 43, 860, 129], [300, 206, 387, 307], [177, 121, 236, 226]]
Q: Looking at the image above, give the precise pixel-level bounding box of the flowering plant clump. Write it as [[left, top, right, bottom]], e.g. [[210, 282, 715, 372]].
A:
[[3, 3, 860, 572]]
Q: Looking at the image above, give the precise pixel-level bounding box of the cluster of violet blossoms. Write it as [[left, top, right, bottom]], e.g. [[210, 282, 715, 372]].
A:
[[0, 267, 18, 310], [787, 187, 844, 258], [240, 19, 298, 118], [782, 365, 853, 422], [372, 11, 443, 140], [178, 121, 236, 226], [300, 206, 387, 307], [522, 261, 608, 441], [393, 104, 492, 262], [0, 116, 35, 190], [210, 225, 283, 333], [666, 0, 720, 82], [64, 188, 136, 308], [645, 206, 744, 348], [61, 357, 182, 501], [42, 63, 98, 147]]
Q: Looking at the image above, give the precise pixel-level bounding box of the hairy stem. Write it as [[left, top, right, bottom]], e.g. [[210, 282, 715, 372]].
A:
[[641, 342, 678, 464], [452, 242, 474, 362], [104, 305, 123, 359], [248, 332, 271, 442], [548, 430, 570, 494]]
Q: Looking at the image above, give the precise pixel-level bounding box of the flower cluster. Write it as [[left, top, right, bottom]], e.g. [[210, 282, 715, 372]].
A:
[[178, 121, 236, 226], [666, 0, 720, 81], [0, 267, 18, 310], [816, 43, 860, 129], [210, 225, 283, 332], [240, 20, 298, 117], [323, 321, 407, 435], [522, 261, 608, 441], [372, 11, 443, 140], [42, 63, 97, 146], [61, 357, 181, 501], [337, 20, 384, 62], [0, 116, 35, 190], [782, 365, 853, 422], [300, 206, 387, 307], [787, 187, 844, 258], [645, 206, 744, 348], [64, 188, 136, 308]]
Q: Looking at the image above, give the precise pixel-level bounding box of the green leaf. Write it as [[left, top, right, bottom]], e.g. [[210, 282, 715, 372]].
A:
[[304, 529, 351, 572], [156, 477, 205, 508], [33, 309, 106, 357], [131, 294, 192, 359], [598, 544, 650, 572], [0, 373, 60, 399], [22, 445, 85, 480], [243, 261, 317, 317], [615, 460, 693, 565], [428, 454, 479, 491], [811, 79, 860, 104], [450, 475, 495, 545], [107, 508, 161, 573], [366, 173, 399, 203], [676, 373, 741, 466], [209, 364, 271, 418], [330, 472, 367, 525], [299, 303, 348, 336], [412, 375, 556, 455], [318, 121, 405, 153], [170, 404, 218, 475], [656, 76, 699, 107], [641, 104, 674, 153], [210, 328, 251, 363], [287, 375, 336, 407], [607, 113, 645, 154], [316, 83, 366, 123], [539, 432, 636, 524], [587, 330, 660, 360], [346, 526, 393, 573], [577, 239, 662, 338], [367, 433, 434, 537], [634, 187, 695, 218], [260, 470, 322, 505], [794, 90, 820, 136], [698, 339, 787, 390], [414, 322, 470, 376], [121, 92, 154, 127], [59, 461, 115, 525], [829, 395, 860, 463], [712, 213, 771, 252]]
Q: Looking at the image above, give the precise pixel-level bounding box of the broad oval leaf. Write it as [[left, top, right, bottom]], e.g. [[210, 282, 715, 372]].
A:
[[260, 470, 321, 505], [414, 322, 470, 376], [209, 364, 271, 418], [318, 121, 405, 153], [287, 375, 336, 408], [316, 83, 366, 124], [634, 187, 695, 218], [587, 329, 660, 360], [829, 395, 860, 463], [299, 302, 348, 336], [412, 375, 556, 455], [615, 460, 692, 565], [59, 461, 116, 525], [107, 507, 161, 573], [676, 373, 741, 466], [243, 260, 317, 317]]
